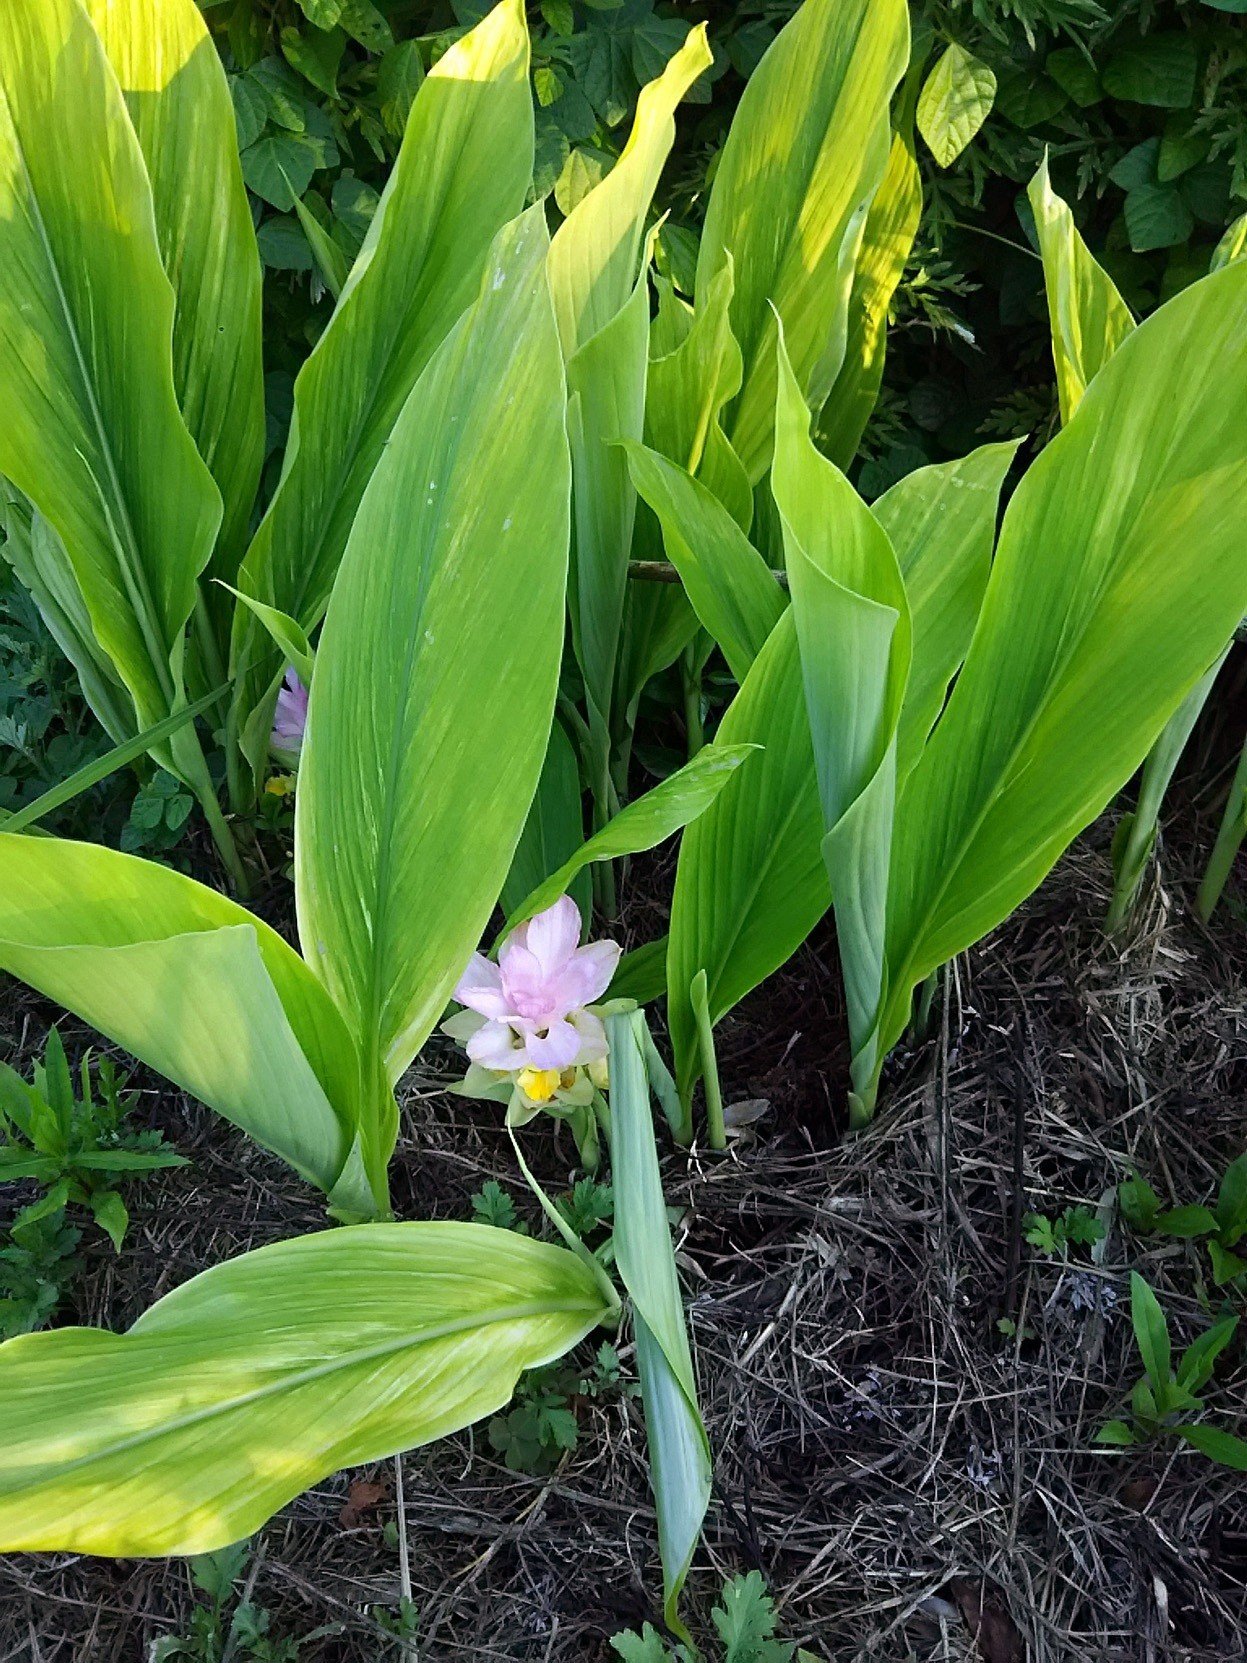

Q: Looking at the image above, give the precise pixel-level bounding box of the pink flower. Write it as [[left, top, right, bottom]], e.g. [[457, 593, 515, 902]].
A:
[[453, 896, 620, 1072], [271, 669, 309, 756]]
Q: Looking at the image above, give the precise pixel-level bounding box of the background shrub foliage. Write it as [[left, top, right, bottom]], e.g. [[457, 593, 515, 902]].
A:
[[206, 0, 1247, 496]]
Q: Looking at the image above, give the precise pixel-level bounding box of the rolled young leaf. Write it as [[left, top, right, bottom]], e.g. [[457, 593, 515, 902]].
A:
[[874, 261, 1247, 1104], [0, 833, 368, 1208], [695, 0, 909, 482], [83, 0, 265, 603], [608, 1011, 711, 1640], [0, 0, 222, 737], [295, 206, 570, 1193], [230, 0, 534, 788], [0, 1222, 609, 1554], [774, 331, 910, 1122]]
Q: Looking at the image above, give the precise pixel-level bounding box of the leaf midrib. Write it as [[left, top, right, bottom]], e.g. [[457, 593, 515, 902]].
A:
[[11, 1297, 600, 1486]]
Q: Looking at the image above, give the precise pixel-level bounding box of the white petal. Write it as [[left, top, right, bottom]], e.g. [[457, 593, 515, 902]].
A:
[[568, 1008, 608, 1064], [524, 1019, 584, 1070]]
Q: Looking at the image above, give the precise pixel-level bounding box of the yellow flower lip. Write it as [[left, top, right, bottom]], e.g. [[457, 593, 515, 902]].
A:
[[517, 1066, 561, 1105]]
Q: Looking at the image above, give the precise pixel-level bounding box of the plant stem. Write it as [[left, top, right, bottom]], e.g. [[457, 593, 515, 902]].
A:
[[1198, 733, 1247, 921], [691, 969, 725, 1150], [681, 646, 704, 759], [392, 1454, 418, 1661]]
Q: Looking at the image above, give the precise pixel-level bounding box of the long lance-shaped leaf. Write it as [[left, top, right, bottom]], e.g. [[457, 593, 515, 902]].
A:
[[659, 438, 1011, 1109], [0, 0, 221, 735], [0, 834, 367, 1209], [608, 1012, 711, 1641], [624, 443, 787, 684], [872, 262, 1247, 1108], [1112, 201, 1247, 927], [295, 207, 570, 1194], [549, 30, 712, 776], [871, 440, 1019, 778], [615, 265, 753, 720], [667, 611, 829, 1108], [230, 0, 533, 787], [547, 27, 710, 356], [819, 123, 923, 469], [1107, 649, 1229, 930], [84, 0, 265, 609], [695, 0, 909, 483], [1029, 156, 1135, 425], [0, 1222, 609, 1555], [774, 332, 910, 1124], [506, 741, 758, 930]]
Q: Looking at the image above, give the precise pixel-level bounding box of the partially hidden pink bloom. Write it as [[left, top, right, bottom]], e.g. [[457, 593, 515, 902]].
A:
[[453, 895, 620, 1073], [271, 669, 309, 756]]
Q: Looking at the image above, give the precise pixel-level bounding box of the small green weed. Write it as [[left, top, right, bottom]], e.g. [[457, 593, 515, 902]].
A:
[[1118, 1155, 1247, 1287], [1096, 1273, 1247, 1471], [612, 1569, 823, 1663], [0, 1027, 186, 1254], [1023, 1203, 1106, 1258]]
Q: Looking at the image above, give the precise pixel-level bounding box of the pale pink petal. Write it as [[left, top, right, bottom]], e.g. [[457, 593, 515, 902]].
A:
[[523, 1019, 584, 1070], [498, 942, 557, 1023], [453, 953, 511, 1020], [552, 940, 622, 1010], [522, 896, 582, 976], [567, 1008, 608, 1064], [271, 670, 309, 752], [466, 1019, 531, 1070]]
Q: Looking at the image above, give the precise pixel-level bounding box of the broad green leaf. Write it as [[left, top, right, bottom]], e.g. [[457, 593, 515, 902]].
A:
[[1103, 35, 1197, 110], [549, 29, 712, 764], [872, 441, 1019, 777], [0, 835, 365, 1207], [0, 1222, 608, 1553], [1178, 1424, 1247, 1471], [609, 936, 669, 1006], [666, 613, 829, 1105], [1176, 1315, 1238, 1392], [875, 263, 1247, 1100], [623, 444, 785, 684], [564, 272, 650, 746], [695, 0, 909, 481], [774, 332, 910, 1121], [220, 586, 315, 687], [608, 1012, 710, 1638], [508, 742, 759, 929], [84, 0, 265, 597], [1029, 158, 1135, 424], [819, 125, 922, 469], [0, 0, 221, 734], [230, 0, 533, 786], [295, 208, 570, 1183], [501, 720, 590, 922], [916, 44, 996, 167]]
